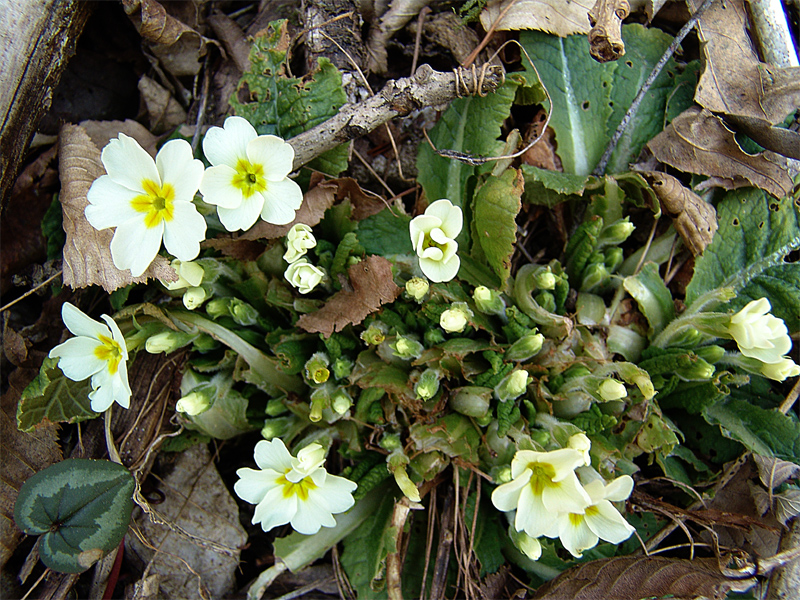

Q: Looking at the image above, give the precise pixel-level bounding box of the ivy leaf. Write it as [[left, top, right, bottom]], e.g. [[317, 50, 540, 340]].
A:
[[520, 30, 614, 175], [622, 262, 675, 337], [14, 459, 134, 573], [686, 188, 800, 330], [417, 81, 518, 210], [17, 357, 97, 432], [472, 169, 524, 286]]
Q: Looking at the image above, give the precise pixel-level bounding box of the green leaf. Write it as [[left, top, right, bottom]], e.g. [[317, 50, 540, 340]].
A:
[[230, 20, 348, 175], [417, 81, 518, 209], [17, 357, 96, 432], [340, 492, 396, 598], [458, 254, 502, 289], [357, 208, 413, 256], [520, 165, 593, 207], [623, 262, 675, 337], [520, 30, 614, 175], [14, 459, 134, 573], [42, 194, 65, 261], [686, 188, 800, 329], [472, 169, 523, 285], [703, 397, 800, 461]]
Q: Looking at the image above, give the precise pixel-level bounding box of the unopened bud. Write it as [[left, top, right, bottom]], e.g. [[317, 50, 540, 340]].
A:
[[283, 223, 317, 263], [392, 335, 424, 360], [450, 386, 492, 417], [533, 268, 557, 291], [581, 263, 610, 293], [535, 291, 556, 313], [568, 433, 591, 466], [473, 286, 505, 316], [598, 378, 627, 401], [677, 355, 716, 380], [440, 302, 473, 333], [361, 322, 387, 346], [206, 298, 230, 320], [405, 277, 429, 302], [495, 369, 530, 402], [332, 357, 354, 380], [495, 466, 512, 484], [145, 330, 195, 354], [176, 390, 212, 416], [165, 259, 204, 290], [505, 331, 544, 361], [604, 247, 624, 272], [391, 463, 421, 502], [415, 368, 441, 400], [331, 388, 353, 414], [598, 218, 635, 247], [230, 298, 258, 326], [183, 286, 207, 310], [695, 345, 725, 364]]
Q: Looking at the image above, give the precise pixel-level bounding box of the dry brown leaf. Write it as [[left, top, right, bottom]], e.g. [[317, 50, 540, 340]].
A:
[[531, 556, 755, 600], [410, 12, 482, 66], [753, 455, 800, 491], [138, 75, 188, 134], [126, 444, 246, 599], [206, 10, 250, 73], [724, 114, 800, 161], [366, 0, 432, 74], [297, 255, 402, 337], [646, 107, 792, 199], [774, 489, 800, 527], [642, 171, 717, 256], [587, 0, 630, 62], [0, 372, 62, 570], [58, 124, 176, 292], [202, 238, 267, 262]]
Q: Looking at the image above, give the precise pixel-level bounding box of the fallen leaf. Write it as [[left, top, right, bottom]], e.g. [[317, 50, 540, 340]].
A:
[[774, 489, 800, 527], [206, 10, 250, 73], [531, 556, 755, 600], [138, 75, 188, 134], [588, 0, 630, 62], [126, 444, 247, 599], [723, 114, 800, 161], [646, 107, 792, 199], [202, 238, 267, 262], [411, 12, 482, 65], [297, 255, 402, 337], [480, 0, 595, 36], [753, 455, 800, 490], [641, 171, 717, 256], [58, 124, 176, 292]]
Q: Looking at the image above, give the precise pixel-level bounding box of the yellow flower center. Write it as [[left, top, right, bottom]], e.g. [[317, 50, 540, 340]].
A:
[[585, 505, 599, 517], [131, 179, 176, 228], [94, 334, 124, 375], [527, 463, 556, 495], [422, 233, 444, 252], [277, 473, 318, 501], [231, 159, 267, 197]]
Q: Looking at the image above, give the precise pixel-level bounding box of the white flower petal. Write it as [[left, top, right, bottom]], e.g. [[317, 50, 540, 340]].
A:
[[110, 218, 164, 277], [234, 468, 281, 503], [603, 475, 634, 502], [85, 176, 142, 229], [314, 474, 357, 513], [156, 139, 204, 203], [200, 165, 244, 209], [246, 135, 294, 181], [88, 382, 116, 413], [217, 193, 265, 232], [516, 484, 553, 538], [541, 448, 588, 481], [585, 500, 636, 543], [558, 514, 599, 558], [492, 472, 530, 513], [60, 302, 110, 339], [254, 438, 295, 471], [419, 254, 460, 283], [89, 367, 130, 411], [162, 202, 206, 261], [292, 493, 337, 535], [254, 486, 297, 532], [542, 473, 591, 514], [101, 314, 129, 361], [203, 116, 255, 167], [425, 199, 462, 239], [49, 337, 107, 381], [101, 133, 159, 191], [260, 178, 303, 225]]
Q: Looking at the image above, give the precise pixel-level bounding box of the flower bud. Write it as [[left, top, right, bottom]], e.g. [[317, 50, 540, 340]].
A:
[[728, 298, 792, 364], [261, 416, 291, 440], [390, 462, 421, 502], [505, 331, 545, 361], [165, 259, 205, 290], [450, 386, 492, 417], [761, 357, 800, 381], [424, 328, 446, 346], [415, 368, 441, 400], [535, 291, 557, 313], [305, 352, 331, 384], [510, 528, 542, 561], [598, 218, 635, 247], [332, 388, 353, 414], [440, 302, 473, 333], [598, 378, 627, 401], [332, 357, 354, 380], [405, 277, 429, 302], [283, 224, 317, 263], [285, 259, 325, 294], [145, 330, 195, 354], [361, 322, 387, 346], [581, 262, 610, 293], [495, 466, 512, 484], [473, 286, 506, 316], [380, 433, 403, 452], [677, 355, 715, 380], [533, 268, 557, 291], [309, 385, 331, 422], [632, 374, 655, 400], [176, 389, 212, 416], [392, 335, 424, 360], [230, 298, 258, 326], [568, 433, 591, 466], [695, 345, 725, 364], [604, 247, 624, 272], [206, 298, 231, 320], [495, 369, 530, 402], [182, 286, 207, 310]]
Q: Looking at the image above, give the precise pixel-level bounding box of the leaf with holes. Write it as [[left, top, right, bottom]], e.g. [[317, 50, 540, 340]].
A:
[[14, 459, 135, 573]]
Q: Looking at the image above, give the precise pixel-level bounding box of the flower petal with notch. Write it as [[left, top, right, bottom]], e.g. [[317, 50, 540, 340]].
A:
[[409, 199, 462, 283], [200, 116, 303, 231], [49, 303, 131, 413], [728, 298, 792, 364], [285, 259, 325, 294], [85, 135, 206, 277], [234, 439, 357, 535]]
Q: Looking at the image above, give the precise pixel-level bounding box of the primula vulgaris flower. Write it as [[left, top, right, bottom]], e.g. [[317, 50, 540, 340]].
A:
[[165, 259, 206, 310], [492, 448, 591, 538], [285, 259, 325, 294], [284, 224, 317, 263], [49, 303, 131, 412], [234, 439, 357, 535], [409, 199, 462, 283], [440, 302, 472, 333], [554, 475, 635, 558], [200, 116, 303, 231], [728, 298, 792, 364], [86, 135, 206, 277], [598, 378, 627, 401], [761, 357, 800, 381]]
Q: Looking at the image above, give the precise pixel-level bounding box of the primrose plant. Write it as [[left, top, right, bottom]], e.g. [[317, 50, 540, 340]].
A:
[[16, 18, 800, 597]]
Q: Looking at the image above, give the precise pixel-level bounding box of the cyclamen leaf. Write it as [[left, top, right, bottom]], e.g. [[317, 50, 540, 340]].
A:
[[17, 357, 97, 432], [685, 188, 800, 329], [13, 459, 134, 574]]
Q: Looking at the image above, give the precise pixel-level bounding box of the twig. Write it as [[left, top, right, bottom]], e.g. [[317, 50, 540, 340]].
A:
[[778, 377, 800, 415], [411, 6, 431, 75], [192, 58, 210, 155], [386, 497, 412, 600], [288, 63, 505, 171], [462, 0, 520, 68], [0, 269, 62, 313], [353, 147, 396, 197], [592, 0, 717, 176], [273, 577, 336, 600]]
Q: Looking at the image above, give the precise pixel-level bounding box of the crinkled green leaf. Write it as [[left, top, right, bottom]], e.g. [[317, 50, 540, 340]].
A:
[[230, 20, 348, 175], [357, 208, 413, 256], [623, 262, 675, 337], [417, 81, 518, 210], [340, 492, 396, 598], [473, 169, 523, 286], [686, 188, 800, 329], [458, 254, 502, 289], [17, 357, 96, 432], [520, 165, 593, 207], [409, 414, 481, 463], [703, 397, 800, 461], [14, 459, 134, 573], [520, 30, 614, 176]]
